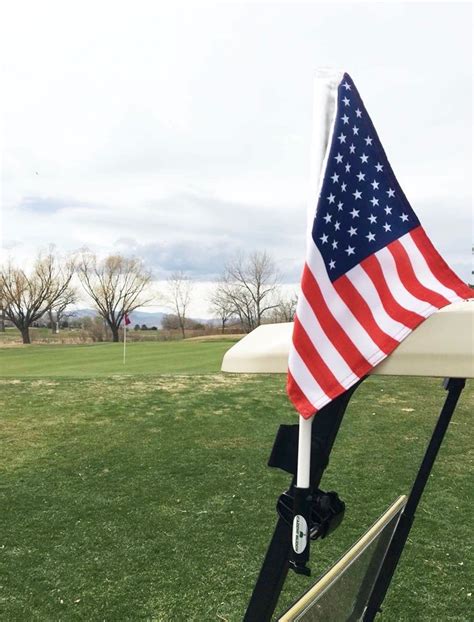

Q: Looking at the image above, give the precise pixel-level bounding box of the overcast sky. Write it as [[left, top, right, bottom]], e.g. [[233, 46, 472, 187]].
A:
[[1, 1, 472, 316]]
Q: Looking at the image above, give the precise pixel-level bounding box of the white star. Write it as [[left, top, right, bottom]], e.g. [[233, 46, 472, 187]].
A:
[[375, 162, 384, 172], [345, 245, 355, 256], [366, 232, 376, 242], [352, 125, 359, 135], [371, 180, 379, 190], [353, 189, 362, 200], [368, 214, 377, 224], [320, 233, 329, 244], [355, 108, 362, 118], [340, 182, 347, 192], [356, 172, 365, 182], [341, 114, 349, 124], [338, 132, 347, 144], [332, 239, 338, 249], [400, 213, 409, 222], [343, 96, 350, 106], [331, 173, 339, 183], [329, 259, 336, 269], [370, 197, 379, 206], [345, 163, 351, 172], [387, 188, 395, 198], [335, 153, 343, 164], [365, 136, 373, 146], [360, 153, 369, 164], [383, 223, 392, 232], [337, 201, 344, 211], [348, 226, 358, 237], [324, 213, 332, 223], [342, 81, 351, 91], [384, 205, 392, 215], [349, 144, 356, 154], [350, 208, 360, 218], [327, 193, 335, 204], [334, 221, 341, 231]]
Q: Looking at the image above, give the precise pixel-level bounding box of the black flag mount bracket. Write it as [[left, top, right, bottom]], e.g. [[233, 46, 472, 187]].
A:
[[277, 487, 345, 544], [243, 381, 364, 622], [270, 429, 346, 575]]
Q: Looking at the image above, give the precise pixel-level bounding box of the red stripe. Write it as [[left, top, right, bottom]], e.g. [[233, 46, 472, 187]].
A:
[[292, 317, 346, 399], [333, 274, 400, 355], [301, 264, 371, 378], [388, 239, 451, 308], [287, 371, 317, 419], [410, 227, 473, 299], [361, 254, 424, 329]]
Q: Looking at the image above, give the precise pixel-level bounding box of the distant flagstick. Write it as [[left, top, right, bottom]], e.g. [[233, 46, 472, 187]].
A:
[[123, 313, 131, 364], [123, 321, 127, 364]]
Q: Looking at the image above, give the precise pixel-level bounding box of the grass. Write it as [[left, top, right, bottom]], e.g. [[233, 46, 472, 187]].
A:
[[0, 341, 235, 377], [0, 327, 242, 346], [0, 327, 84, 345], [183, 334, 243, 342], [0, 341, 472, 621]]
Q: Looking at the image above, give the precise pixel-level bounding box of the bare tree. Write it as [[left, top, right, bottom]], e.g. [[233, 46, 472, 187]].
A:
[[0, 251, 76, 344], [270, 291, 299, 323], [220, 251, 280, 332], [47, 285, 77, 333], [0, 301, 5, 332], [208, 283, 236, 333], [77, 253, 152, 342], [161, 313, 181, 331], [164, 272, 193, 339]]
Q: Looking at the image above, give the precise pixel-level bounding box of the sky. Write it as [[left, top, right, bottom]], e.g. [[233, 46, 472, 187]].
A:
[[1, 1, 472, 317]]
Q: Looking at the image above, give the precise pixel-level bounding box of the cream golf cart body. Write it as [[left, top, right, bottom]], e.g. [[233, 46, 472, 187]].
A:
[[222, 300, 473, 378], [221, 300, 473, 621]]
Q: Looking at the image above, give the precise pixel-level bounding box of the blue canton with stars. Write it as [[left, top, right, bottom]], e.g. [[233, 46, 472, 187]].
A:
[[313, 73, 420, 282]]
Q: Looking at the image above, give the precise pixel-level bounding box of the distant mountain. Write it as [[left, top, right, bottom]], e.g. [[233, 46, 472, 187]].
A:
[[125, 310, 167, 328], [73, 308, 166, 327], [72, 308, 97, 318], [72, 309, 213, 328]]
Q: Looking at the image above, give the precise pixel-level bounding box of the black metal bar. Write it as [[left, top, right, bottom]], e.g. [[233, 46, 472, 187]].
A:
[[363, 377, 466, 621], [243, 515, 293, 622], [243, 382, 364, 622]]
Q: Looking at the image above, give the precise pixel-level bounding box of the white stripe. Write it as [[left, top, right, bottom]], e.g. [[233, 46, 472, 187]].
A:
[[288, 346, 330, 411], [345, 264, 408, 339], [400, 232, 459, 302], [375, 247, 438, 318], [306, 245, 383, 365], [297, 292, 358, 388]]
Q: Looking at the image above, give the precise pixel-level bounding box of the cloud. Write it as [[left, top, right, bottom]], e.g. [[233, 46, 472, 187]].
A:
[[112, 192, 307, 281], [2, 1, 472, 304], [17, 196, 92, 214]]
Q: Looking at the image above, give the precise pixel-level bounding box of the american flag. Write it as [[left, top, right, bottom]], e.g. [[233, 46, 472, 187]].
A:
[[287, 73, 472, 419]]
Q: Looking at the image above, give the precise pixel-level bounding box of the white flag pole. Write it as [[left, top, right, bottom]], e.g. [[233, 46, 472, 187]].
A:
[[123, 320, 127, 365], [298, 68, 343, 488], [296, 415, 313, 488], [292, 69, 344, 569]]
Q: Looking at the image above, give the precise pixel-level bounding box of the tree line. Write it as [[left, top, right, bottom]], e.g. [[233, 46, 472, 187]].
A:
[[0, 249, 297, 344]]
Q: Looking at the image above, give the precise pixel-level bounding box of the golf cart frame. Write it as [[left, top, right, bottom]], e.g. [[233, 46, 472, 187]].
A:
[[221, 301, 473, 621]]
